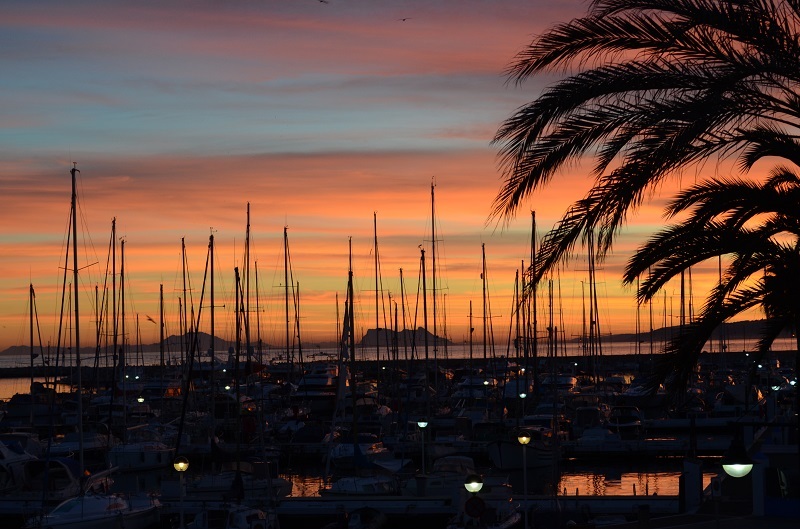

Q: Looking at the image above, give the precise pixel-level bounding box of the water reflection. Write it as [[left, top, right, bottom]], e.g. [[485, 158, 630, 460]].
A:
[[283, 467, 325, 497], [280, 460, 716, 498], [555, 461, 715, 497]]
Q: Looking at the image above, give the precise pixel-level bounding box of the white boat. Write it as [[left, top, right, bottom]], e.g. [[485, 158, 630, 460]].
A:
[[108, 424, 175, 471], [0, 431, 44, 458], [0, 438, 38, 493], [290, 361, 347, 413], [571, 405, 608, 439], [606, 406, 644, 440], [46, 430, 119, 471], [169, 467, 291, 506], [0, 458, 113, 518], [25, 492, 161, 529], [327, 435, 392, 471], [520, 413, 572, 442]]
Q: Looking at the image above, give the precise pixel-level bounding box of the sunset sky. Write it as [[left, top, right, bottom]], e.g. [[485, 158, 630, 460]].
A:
[[0, 0, 748, 357]]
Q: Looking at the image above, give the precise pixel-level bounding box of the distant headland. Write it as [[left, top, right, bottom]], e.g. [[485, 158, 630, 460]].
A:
[[0, 326, 454, 357]]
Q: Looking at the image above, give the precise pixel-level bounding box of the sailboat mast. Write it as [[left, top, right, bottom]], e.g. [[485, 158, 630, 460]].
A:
[[680, 270, 685, 330], [284, 226, 290, 369], [245, 203, 251, 364], [587, 230, 595, 363], [121, 239, 127, 429], [530, 211, 538, 383], [234, 267, 242, 473], [345, 238, 358, 434], [649, 267, 654, 358], [469, 300, 473, 375], [431, 182, 438, 387], [374, 212, 380, 363], [520, 261, 526, 384], [29, 284, 34, 397], [389, 294, 400, 364], [514, 268, 520, 363], [255, 261, 262, 366], [159, 283, 164, 417], [421, 248, 429, 388], [636, 275, 641, 357], [482, 243, 487, 363], [181, 237, 188, 365], [581, 282, 587, 357], [70, 162, 84, 473], [295, 281, 303, 369], [209, 233, 216, 408], [399, 268, 408, 366], [112, 218, 117, 386]]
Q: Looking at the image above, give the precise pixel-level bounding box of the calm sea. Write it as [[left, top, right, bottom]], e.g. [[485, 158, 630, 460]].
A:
[[0, 336, 794, 372]]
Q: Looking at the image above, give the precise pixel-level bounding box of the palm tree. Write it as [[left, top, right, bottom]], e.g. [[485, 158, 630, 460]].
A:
[[623, 168, 800, 390], [492, 0, 800, 279], [492, 1, 800, 477]]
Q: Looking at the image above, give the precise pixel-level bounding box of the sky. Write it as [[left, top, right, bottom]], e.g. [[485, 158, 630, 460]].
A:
[[0, 0, 744, 356]]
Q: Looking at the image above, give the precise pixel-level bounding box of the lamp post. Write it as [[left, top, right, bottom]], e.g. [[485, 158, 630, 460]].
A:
[[417, 419, 428, 475], [721, 434, 753, 478], [173, 456, 189, 528], [463, 474, 485, 524], [518, 429, 531, 529]]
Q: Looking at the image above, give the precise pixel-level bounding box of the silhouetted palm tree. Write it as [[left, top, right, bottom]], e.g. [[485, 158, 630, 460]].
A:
[[493, 0, 800, 279], [623, 168, 800, 391]]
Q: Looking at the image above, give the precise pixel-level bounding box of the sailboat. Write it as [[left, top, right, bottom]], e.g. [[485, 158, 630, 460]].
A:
[[25, 493, 161, 529], [25, 165, 161, 529]]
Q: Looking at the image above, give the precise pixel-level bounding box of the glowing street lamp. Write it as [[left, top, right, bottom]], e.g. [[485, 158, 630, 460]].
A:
[[721, 436, 753, 478], [518, 430, 531, 529], [173, 456, 189, 528], [464, 474, 483, 494], [417, 419, 429, 475], [463, 473, 487, 522]]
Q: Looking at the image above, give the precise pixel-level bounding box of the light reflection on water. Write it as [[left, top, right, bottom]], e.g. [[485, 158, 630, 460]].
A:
[[108, 464, 713, 501], [555, 463, 716, 497], [0, 377, 75, 402], [280, 461, 716, 498], [283, 468, 325, 497], [560, 469, 679, 496]]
